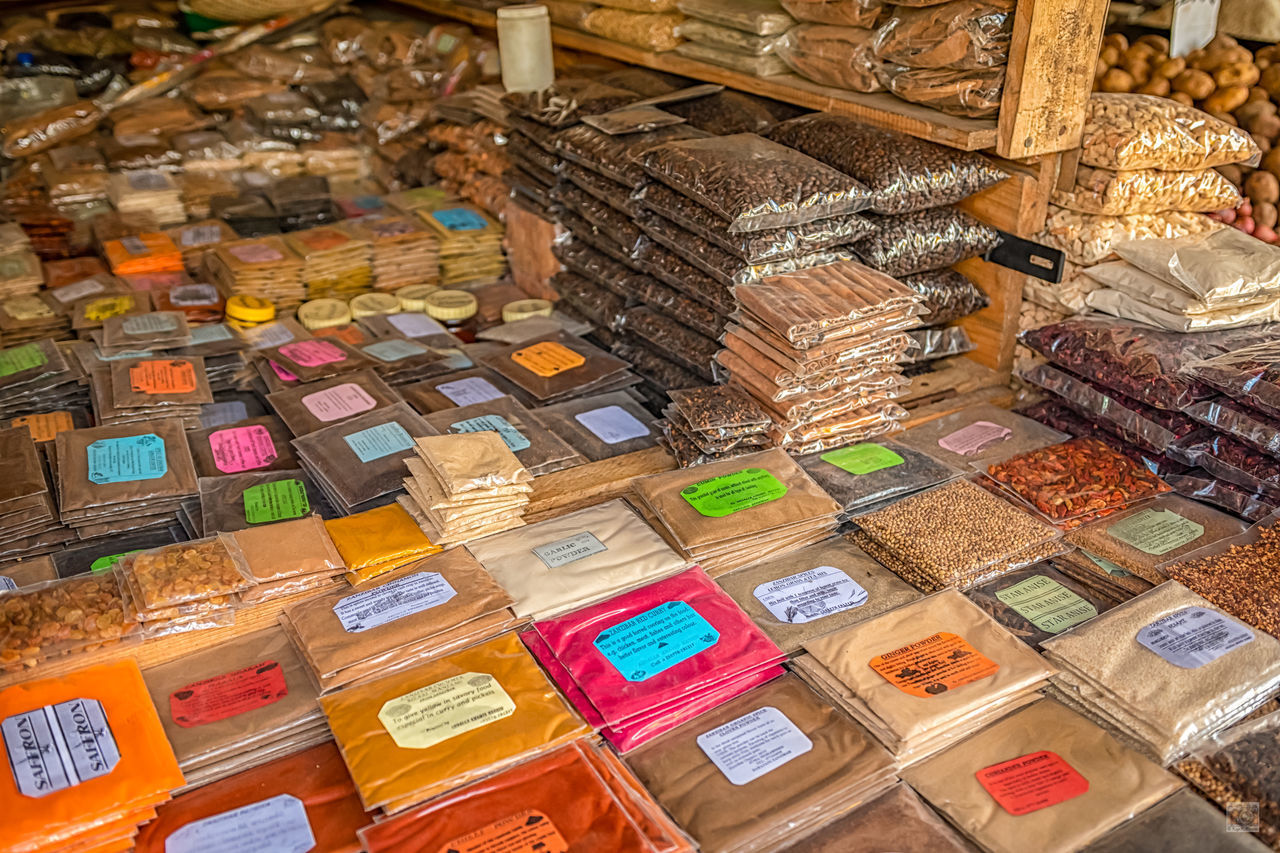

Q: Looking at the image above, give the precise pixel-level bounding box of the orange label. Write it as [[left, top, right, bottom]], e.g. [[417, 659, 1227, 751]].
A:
[[436, 809, 568, 853], [129, 359, 198, 395], [314, 324, 368, 346], [976, 750, 1089, 815], [510, 341, 585, 378], [11, 411, 74, 442], [868, 631, 998, 698], [295, 228, 350, 251]]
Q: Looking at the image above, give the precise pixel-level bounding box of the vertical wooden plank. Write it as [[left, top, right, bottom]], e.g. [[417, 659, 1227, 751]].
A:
[[955, 256, 1022, 375], [996, 0, 1108, 160]]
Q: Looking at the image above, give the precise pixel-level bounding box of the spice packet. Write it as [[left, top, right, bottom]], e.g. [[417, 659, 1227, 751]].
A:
[[400, 366, 533, 412], [903, 699, 1182, 853], [777, 783, 973, 853], [100, 310, 193, 355], [964, 563, 1114, 648], [1041, 581, 1280, 763], [325, 502, 441, 584], [198, 469, 333, 533], [480, 331, 635, 404], [717, 536, 923, 654], [896, 402, 1068, 468], [798, 438, 959, 514], [120, 533, 254, 610], [1084, 788, 1270, 853], [531, 391, 660, 461], [266, 369, 401, 436], [320, 632, 590, 812], [55, 417, 198, 516], [0, 570, 137, 672], [108, 355, 214, 410], [234, 514, 345, 584], [423, 394, 583, 476], [187, 414, 299, 480], [258, 337, 374, 383]]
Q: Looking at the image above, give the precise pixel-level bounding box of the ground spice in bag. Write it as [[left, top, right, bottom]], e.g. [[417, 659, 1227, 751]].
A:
[[324, 502, 441, 584], [320, 632, 590, 812]]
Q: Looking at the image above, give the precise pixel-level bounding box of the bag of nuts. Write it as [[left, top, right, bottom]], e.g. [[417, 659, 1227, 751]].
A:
[[1080, 94, 1260, 172], [775, 24, 883, 93], [1051, 165, 1242, 215], [1038, 204, 1225, 266], [876, 64, 1005, 118], [872, 0, 1013, 71]]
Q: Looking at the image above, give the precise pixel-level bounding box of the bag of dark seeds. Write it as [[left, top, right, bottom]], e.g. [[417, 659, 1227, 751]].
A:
[[902, 269, 990, 326], [854, 207, 1001, 276]]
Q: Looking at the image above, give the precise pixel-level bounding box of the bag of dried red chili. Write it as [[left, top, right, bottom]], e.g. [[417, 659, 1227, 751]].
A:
[[1182, 340, 1280, 422], [1169, 429, 1280, 501], [1019, 316, 1277, 412], [984, 436, 1171, 529], [1015, 398, 1192, 478]]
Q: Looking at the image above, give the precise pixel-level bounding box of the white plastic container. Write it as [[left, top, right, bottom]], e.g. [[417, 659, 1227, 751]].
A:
[[497, 4, 555, 93]]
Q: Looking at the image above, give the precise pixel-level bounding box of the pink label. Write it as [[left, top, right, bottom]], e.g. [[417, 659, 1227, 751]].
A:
[[228, 244, 284, 264], [278, 340, 345, 368], [208, 425, 278, 473], [937, 421, 1013, 456], [269, 361, 299, 382], [302, 384, 377, 422]]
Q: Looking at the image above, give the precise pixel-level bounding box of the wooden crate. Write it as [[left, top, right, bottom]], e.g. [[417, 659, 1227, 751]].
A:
[[394, 0, 1107, 159]]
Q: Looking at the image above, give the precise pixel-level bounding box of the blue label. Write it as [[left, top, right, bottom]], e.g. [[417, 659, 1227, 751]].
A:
[[363, 339, 430, 363], [593, 601, 720, 682], [343, 421, 414, 463], [449, 414, 531, 452], [431, 208, 488, 231], [86, 434, 168, 484]]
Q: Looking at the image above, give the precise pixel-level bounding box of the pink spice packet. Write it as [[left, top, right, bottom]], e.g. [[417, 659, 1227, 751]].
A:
[[529, 567, 785, 728]]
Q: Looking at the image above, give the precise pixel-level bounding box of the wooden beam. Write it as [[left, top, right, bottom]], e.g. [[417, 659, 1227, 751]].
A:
[[997, 0, 1109, 159]]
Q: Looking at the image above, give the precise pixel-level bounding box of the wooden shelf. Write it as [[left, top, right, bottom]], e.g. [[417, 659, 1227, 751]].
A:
[[392, 0, 1107, 159]]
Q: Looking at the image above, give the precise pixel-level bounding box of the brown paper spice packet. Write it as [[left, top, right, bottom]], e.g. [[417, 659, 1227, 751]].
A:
[[399, 365, 532, 413], [530, 390, 660, 461], [904, 699, 1183, 853], [198, 470, 335, 533], [1081, 789, 1269, 853], [626, 673, 898, 853], [267, 369, 402, 436], [423, 394, 584, 476], [776, 783, 974, 853], [716, 536, 923, 654]]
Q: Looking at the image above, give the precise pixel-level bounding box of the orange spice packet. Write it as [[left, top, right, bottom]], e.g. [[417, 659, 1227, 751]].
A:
[[102, 233, 184, 276], [324, 503, 441, 585], [320, 632, 590, 813], [0, 659, 184, 853]]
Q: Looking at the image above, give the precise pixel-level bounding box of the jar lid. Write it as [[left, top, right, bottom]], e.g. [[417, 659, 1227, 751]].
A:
[[395, 284, 440, 312], [349, 292, 401, 318], [502, 298, 553, 323], [225, 294, 275, 323], [297, 298, 352, 330], [423, 289, 478, 322]]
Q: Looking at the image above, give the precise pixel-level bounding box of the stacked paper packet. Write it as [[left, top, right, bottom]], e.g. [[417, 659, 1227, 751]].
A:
[[1040, 581, 1280, 763], [0, 425, 66, 560], [116, 535, 252, 639], [206, 236, 305, 309], [341, 214, 440, 291], [0, 339, 89, 419], [848, 478, 1065, 592], [793, 590, 1054, 767], [166, 219, 238, 273], [661, 385, 774, 466], [400, 432, 532, 547], [280, 547, 523, 692], [0, 223, 43, 297], [631, 447, 841, 577], [0, 293, 72, 344], [522, 566, 787, 752], [109, 169, 186, 227], [0, 660, 184, 853], [416, 204, 506, 287], [176, 170, 239, 219], [89, 356, 214, 430], [284, 225, 374, 300], [717, 260, 925, 453], [141, 627, 329, 791]]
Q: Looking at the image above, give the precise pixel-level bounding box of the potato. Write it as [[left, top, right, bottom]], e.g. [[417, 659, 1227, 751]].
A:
[[1170, 91, 1196, 107], [1248, 114, 1280, 141], [1256, 201, 1279, 229], [1215, 62, 1261, 88], [1249, 86, 1272, 103], [1206, 33, 1240, 51], [1099, 68, 1136, 93], [1219, 164, 1245, 186], [1254, 224, 1277, 242], [1203, 86, 1250, 114], [1208, 109, 1241, 126], [1103, 33, 1129, 53], [1257, 45, 1280, 68], [1246, 171, 1280, 205], [1136, 34, 1170, 53], [1255, 134, 1273, 155], [1124, 59, 1151, 85], [1100, 45, 1121, 67], [1236, 99, 1276, 122], [1261, 65, 1280, 99], [1095, 56, 1110, 78], [1261, 146, 1280, 177], [1137, 77, 1171, 96], [1157, 57, 1186, 78], [1172, 69, 1215, 99]]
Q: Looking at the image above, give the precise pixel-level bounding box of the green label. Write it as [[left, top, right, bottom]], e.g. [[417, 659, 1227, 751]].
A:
[[994, 575, 1098, 634], [680, 468, 787, 518], [1107, 509, 1204, 556], [0, 343, 47, 377], [1082, 550, 1133, 577], [820, 443, 904, 476], [243, 479, 310, 524], [90, 549, 141, 573]]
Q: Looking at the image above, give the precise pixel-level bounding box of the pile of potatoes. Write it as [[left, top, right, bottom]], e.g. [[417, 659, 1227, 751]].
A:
[[1095, 31, 1280, 243]]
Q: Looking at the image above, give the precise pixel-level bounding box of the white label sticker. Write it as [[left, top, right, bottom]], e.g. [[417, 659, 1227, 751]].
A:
[[179, 225, 224, 247], [119, 236, 149, 255], [188, 324, 235, 346], [332, 571, 458, 633], [575, 405, 650, 444], [752, 566, 868, 624], [531, 532, 607, 569], [169, 284, 219, 307], [50, 277, 107, 304], [3, 698, 120, 798], [127, 170, 168, 191], [437, 376, 503, 407], [0, 576, 16, 591], [696, 705, 813, 786], [164, 794, 315, 853], [243, 323, 296, 350], [378, 672, 515, 750], [388, 313, 447, 338], [1137, 606, 1254, 669], [937, 421, 1013, 456]]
